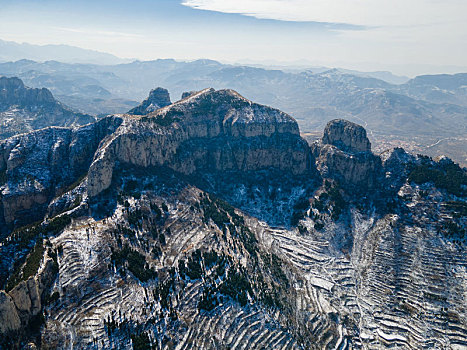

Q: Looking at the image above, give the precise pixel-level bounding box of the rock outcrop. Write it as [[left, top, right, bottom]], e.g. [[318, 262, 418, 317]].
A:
[[0, 77, 55, 108], [314, 144, 383, 190], [127, 87, 171, 115], [0, 253, 56, 338], [0, 116, 122, 227], [1, 88, 312, 224], [88, 88, 312, 197], [181, 90, 198, 99], [0, 291, 21, 334], [313, 119, 383, 190], [322, 119, 371, 153], [0, 76, 95, 139], [0, 88, 466, 349]]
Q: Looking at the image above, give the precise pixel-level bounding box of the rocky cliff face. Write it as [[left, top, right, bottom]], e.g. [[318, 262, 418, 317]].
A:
[[322, 119, 371, 152], [87, 88, 311, 197], [0, 250, 56, 340], [0, 76, 95, 139], [0, 291, 20, 334], [0, 116, 122, 229], [313, 119, 383, 190], [0, 77, 55, 108], [127, 87, 171, 115], [0, 89, 465, 349], [0, 88, 309, 228], [8, 256, 56, 323]]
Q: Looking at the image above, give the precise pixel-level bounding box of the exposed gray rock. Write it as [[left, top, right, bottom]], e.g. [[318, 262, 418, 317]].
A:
[[0, 290, 21, 334], [0, 88, 465, 349], [8, 257, 55, 321], [380, 147, 415, 189], [313, 120, 382, 189], [0, 253, 56, 339], [88, 88, 311, 196], [0, 76, 55, 107], [9, 280, 33, 314], [127, 87, 171, 115], [314, 143, 383, 189], [0, 76, 96, 139], [181, 90, 198, 99], [322, 119, 371, 153], [0, 116, 122, 226], [1, 88, 311, 223]]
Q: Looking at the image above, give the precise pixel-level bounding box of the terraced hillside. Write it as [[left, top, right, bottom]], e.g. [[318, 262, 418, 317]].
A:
[[0, 89, 465, 349]]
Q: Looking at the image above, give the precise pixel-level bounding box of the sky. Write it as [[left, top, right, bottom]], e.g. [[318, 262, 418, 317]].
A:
[[1, 0, 466, 76]]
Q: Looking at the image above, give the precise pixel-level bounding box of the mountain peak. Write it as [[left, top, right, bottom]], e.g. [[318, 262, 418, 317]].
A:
[[181, 90, 199, 100], [149, 88, 299, 136], [168, 88, 251, 110], [0, 76, 55, 108], [0, 88, 466, 349], [0, 76, 24, 90], [0, 76, 95, 139], [322, 119, 371, 153], [127, 87, 172, 115]]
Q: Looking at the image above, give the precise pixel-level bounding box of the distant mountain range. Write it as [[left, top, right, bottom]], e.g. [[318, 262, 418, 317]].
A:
[[0, 39, 128, 65], [236, 62, 410, 85], [0, 58, 466, 165]]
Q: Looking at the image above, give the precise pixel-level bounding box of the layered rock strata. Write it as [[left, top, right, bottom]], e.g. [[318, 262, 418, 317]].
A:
[[88, 88, 312, 196]]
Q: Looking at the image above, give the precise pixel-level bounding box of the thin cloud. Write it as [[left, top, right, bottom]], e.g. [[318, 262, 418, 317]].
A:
[[181, 0, 467, 27], [55, 27, 144, 39]]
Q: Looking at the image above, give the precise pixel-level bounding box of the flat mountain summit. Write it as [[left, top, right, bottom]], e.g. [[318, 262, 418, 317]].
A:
[[0, 89, 465, 349], [322, 119, 371, 153]]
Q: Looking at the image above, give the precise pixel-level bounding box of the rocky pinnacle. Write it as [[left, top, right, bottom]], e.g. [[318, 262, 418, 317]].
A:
[[127, 87, 172, 115], [322, 119, 371, 153]]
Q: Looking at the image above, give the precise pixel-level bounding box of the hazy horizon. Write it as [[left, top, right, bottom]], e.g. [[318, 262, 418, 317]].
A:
[[1, 0, 467, 77]]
